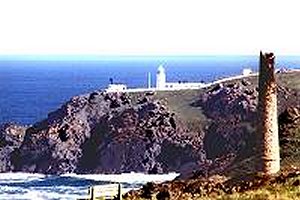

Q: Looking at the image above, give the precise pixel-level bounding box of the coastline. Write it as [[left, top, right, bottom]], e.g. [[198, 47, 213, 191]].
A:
[[0, 70, 299, 199]]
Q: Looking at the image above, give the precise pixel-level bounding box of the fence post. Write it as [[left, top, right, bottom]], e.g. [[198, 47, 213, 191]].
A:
[[90, 186, 95, 200], [117, 183, 122, 200]]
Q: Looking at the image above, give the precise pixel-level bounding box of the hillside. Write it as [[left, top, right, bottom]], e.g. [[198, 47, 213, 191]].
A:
[[0, 71, 299, 181], [123, 70, 300, 199]]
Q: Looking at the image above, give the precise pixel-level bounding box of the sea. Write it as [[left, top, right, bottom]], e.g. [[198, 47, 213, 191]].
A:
[[0, 172, 179, 200], [0, 55, 299, 199]]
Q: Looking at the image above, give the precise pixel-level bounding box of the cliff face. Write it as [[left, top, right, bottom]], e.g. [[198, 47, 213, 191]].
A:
[[196, 81, 258, 160], [0, 123, 26, 171], [7, 92, 204, 174], [0, 71, 299, 175], [194, 76, 300, 173], [124, 72, 300, 200]]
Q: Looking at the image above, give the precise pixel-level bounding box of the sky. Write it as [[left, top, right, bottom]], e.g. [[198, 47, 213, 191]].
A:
[[0, 0, 299, 56]]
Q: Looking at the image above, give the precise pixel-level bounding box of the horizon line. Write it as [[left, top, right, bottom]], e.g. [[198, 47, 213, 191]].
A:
[[0, 54, 299, 61]]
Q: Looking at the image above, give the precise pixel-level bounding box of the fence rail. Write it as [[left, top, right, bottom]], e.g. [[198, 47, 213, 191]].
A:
[[77, 183, 122, 200]]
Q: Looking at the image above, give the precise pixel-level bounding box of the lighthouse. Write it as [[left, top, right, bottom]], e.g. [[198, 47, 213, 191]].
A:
[[156, 65, 166, 90]]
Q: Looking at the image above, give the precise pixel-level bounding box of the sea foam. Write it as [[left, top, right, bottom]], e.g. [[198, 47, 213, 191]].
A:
[[0, 172, 179, 200]]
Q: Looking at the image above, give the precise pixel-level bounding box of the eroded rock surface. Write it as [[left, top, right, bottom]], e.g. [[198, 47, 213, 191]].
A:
[[4, 92, 204, 174], [0, 72, 299, 175], [0, 123, 26, 171]]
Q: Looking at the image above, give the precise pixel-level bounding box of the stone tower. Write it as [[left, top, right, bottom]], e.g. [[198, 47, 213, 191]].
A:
[[257, 52, 280, 175], [156, 65, 166, 90]]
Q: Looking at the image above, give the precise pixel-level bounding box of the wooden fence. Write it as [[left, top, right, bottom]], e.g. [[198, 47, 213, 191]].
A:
[[78, 183, 122, 200]]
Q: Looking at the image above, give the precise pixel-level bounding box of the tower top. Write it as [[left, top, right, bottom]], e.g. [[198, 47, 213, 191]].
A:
[[157, 65, 165, 74]]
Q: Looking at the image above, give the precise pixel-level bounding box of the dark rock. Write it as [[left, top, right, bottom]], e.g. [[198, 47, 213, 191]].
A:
[[156, 189, 170, 200], [169, 116, 176, 129], [197, 85, 257, 120], [88, 92, 99, 104], [209, 83, 223, 93], [241, 79, 251, 86], [0, 123, 26, 172], [148, 111, 155, 117], [141, 182, 155, 198], [226, 83, 236, 88], [244, 89, 254, 96], [5, 91, 204, 174], [104, 94, 111, 101], [293, 179, 300, 186], [191, 82, 259, 168], [58, 124, 70, 142], [120, 94, 130, 105], [145, 91, 155, 96], [279, 107, 300, 124], [110, 99, 121, 108], [138, 97, 148, 104]]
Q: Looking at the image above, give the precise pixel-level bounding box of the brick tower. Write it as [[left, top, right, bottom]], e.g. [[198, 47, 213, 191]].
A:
[[257, 52, 280, 175]]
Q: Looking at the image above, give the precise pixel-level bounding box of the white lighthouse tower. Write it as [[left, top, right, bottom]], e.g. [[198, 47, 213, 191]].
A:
[[156, 65, 166, 90]]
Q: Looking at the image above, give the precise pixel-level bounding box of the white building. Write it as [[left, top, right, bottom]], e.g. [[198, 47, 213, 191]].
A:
[[156, 65, 166, 90], [105, 84, 127, 93], [242, 68, 252, 76], [155, 65, 206, 91], [104, 65, 255, 93], [164, 82, 206, 90]]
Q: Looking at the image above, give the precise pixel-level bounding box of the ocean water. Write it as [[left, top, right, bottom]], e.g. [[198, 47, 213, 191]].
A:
[[0, 55, 262, 125], [0, 172, 179, 200], [2, 55, 300, 125]]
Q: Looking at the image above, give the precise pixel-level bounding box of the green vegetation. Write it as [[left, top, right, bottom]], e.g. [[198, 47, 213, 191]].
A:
[[197, 174, 300, 200], [279, 72, 300, 90], [154, 89, 209, 132], [213, 186, 300, 200], [125, 170, 300, 200], [129, 89, 209, 133], [281, 121, 300, 170]]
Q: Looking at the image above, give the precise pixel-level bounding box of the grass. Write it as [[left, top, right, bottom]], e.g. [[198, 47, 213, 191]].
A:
[[123, 71, 300, 200], [202, 177, 300, 200], [129, 89, 209, 133], [278, 72, 300, 90], [154, 89, 209, 132], [126, 172, 300, 200], [127, 71, 300, 133]]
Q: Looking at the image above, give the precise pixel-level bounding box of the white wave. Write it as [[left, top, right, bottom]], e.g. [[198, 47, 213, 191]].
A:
[[0, 172, 179, 200], [0, 185, 87, 200], [0, 190, 82, 200], [0, 172, 47, 183], [61, 172, 179, 184]]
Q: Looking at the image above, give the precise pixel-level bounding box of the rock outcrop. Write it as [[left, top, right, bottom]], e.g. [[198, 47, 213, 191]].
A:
[[188, 75, 300, 177], [0, 71, 299, 175], [0, 123, 26, 171], [279, 106, 300, 164], [195, 80, 258, 161], [6, 92, 204, 174]]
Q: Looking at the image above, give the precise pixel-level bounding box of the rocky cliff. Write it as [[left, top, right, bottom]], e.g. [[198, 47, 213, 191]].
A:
[[124, 71, 300, 200], [2, 92, 205, 174], [0, 71, 299, 175]]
